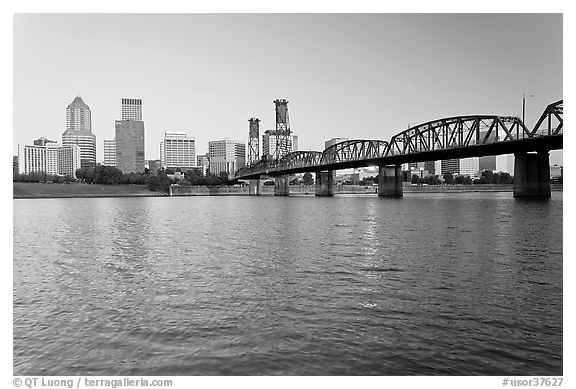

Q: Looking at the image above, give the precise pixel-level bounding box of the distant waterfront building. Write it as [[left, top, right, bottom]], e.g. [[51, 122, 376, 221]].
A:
[[103, 139, 116, 167], [550, 164, 562, 179], [440, 158, 480, 177], [17, 143, 80, 178], [324, 137, 348, 150], [197, 154, 210, 176], [479, 156, 497, 172], [208, 140, 246, 177], [160, 132, 196, 171], [459, 157, 480, 177], [424, 161, 436, 175], [262, 130, 298, 159], [496, 154, 515, 175], [115, 98, 145, 173], [13, 156, 18, 172], [61, 96, 96, 170], [441, 159, 460, 175], [121, 98, 142, 121]]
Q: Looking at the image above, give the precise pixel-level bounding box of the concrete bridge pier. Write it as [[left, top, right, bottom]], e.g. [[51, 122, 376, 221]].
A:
[[315, 171, 334, 197], [378, 164, 403, 197], [248, 179, 262, 196], [274, 176, 290, 196], [513, 151, 551, 198]]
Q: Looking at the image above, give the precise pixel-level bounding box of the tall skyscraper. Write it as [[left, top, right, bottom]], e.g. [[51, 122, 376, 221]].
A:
[[160, 132, 196, 171], [66, 96, 92, 132], [103, 139, 117, 167], [61, 96, 96, 170], [121, 98, 142, 121], [208, 140, 246, 178], [115, 98, 145, 173]]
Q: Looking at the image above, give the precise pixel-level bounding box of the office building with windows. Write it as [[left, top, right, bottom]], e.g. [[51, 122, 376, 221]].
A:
[[208, 140, 246, 177], [121, 98, 142, 121], [160, 132, 196, 171], [103, 139, 116, 167], [17, 143, 80, 178]]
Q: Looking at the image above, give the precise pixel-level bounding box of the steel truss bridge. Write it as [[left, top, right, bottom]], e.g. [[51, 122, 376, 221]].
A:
[[235, 100, 563, 180]]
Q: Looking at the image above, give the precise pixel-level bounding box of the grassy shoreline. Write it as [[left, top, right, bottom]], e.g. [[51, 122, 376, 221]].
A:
[[13, 182, 165, 199]]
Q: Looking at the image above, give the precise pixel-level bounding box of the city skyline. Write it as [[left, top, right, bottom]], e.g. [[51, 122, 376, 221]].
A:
[[13, 14, 562, 165]]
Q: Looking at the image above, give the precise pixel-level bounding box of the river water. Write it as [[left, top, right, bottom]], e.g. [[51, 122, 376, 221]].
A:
[[13, 192, 563, 376]]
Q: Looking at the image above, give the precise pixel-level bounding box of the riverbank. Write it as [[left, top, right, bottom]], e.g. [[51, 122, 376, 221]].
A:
[[13, 182, 165, 199], [14, 182, 562, 199]]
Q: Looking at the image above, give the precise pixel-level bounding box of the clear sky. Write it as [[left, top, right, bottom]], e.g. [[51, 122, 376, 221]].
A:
[[13, 13, 563, 164]]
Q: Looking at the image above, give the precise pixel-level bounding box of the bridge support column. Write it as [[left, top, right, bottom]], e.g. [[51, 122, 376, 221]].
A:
[[378, 164, 403, 197], [248, 179, 262, 196], [315, 171, 334, 197], [513, 151, 551, 198], [274, 176, 290, 196]]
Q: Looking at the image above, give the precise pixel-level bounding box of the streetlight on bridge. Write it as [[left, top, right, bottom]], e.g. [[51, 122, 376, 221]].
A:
[[522, 93, 535, 126]]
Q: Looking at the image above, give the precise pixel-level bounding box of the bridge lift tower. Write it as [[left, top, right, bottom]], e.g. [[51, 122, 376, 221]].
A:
[[248, 117, 260, 165], [271, 99, 292, 196], [273, 99, 291, 160]]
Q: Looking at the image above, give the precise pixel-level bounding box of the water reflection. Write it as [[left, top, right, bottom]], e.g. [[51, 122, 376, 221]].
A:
[[13, 193, 562, 375]]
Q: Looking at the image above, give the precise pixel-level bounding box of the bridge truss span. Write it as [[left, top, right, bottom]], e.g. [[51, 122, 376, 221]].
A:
[[531, 100, 563, 136], [276, 151, 323, 170], [234, 100, 562, 180], [387, 115, 530, 157], [320, 139, 389, 164]]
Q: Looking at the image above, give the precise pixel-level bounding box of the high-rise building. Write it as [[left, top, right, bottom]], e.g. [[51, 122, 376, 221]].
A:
[[61, 96, 96, 170], [17, 143, 80, 178], [208, 140, 246, 177], [262, 131, 298, 159], [160, 132, 196, 171], [115, 98, 145, 173], [103, 139, 117, 167], [115, 121, 145, 173], [121, 98, 142, 121], [324, 138, 348, 150]]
